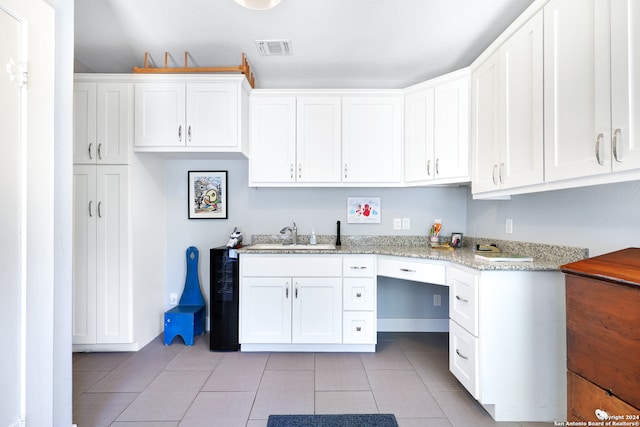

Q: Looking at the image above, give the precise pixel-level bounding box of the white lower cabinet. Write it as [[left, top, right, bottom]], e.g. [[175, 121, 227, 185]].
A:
[[73, 165, 131, 346], [342, 256, 377, 345], [240, 254, 376, 351], [447, 264, 567, 422]]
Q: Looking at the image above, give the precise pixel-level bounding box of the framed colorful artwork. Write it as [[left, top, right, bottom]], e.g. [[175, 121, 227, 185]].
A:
[[347, 197, 381, 224], [188, 171, 228, 219]]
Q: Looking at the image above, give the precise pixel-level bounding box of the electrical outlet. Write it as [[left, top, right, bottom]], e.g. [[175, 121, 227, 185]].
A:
[[169, 293, 178, 305], [433, 294, 441, 306], [402, 218, 410, 230], [393, 218, 402, 230], [505, 218, 513, 234]]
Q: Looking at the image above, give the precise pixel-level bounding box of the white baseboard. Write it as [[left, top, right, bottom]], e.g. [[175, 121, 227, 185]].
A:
[[72, 341, 140, 352], [377, 318, 449, 332]]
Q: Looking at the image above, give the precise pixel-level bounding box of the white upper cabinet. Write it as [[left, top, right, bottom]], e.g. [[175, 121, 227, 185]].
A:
[[342, 95, 403, 184], [472, 11, 543, 195], [134, 76, 249, 154], [610, 0, 640, 171], [434, 72, 470, 181], [405, 69, 470, 185], [249, 96, 297, 184], [296, 96, 342, 183], [134, 82, 186, 147], [544, 0, 612, 181], [74, 82, 131, 165], [249, 91, 402, 186], [499, 12, 544, 189], [544, 0, 640, 180], [186, 83, 239, 147], [471, 53, 501, 194], [404, 87, 435, 182]]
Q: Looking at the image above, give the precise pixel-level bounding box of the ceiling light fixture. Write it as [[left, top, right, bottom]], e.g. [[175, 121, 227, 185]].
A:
[[233, 0, 281, 10]]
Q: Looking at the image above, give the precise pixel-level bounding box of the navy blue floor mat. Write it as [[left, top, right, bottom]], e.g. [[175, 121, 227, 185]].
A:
[[266, 414, 399, 427]]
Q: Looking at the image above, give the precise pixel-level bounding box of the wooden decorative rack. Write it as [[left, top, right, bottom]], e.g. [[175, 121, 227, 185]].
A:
[[132, 52, 255, 88]]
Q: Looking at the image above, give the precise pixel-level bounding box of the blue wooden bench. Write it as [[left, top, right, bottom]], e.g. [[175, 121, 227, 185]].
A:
[[164, 246, 205, 346]]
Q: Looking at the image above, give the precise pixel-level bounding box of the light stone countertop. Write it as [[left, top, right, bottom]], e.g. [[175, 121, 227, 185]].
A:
[[237, 235, 589, 271]]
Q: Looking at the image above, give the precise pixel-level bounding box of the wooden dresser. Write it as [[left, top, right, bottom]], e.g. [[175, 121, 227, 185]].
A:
[[561, 248, 640, 422]]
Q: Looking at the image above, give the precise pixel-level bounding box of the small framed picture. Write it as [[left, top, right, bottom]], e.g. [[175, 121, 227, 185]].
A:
[[188, 171, 228, 219], [347, 197, 381, 224], [450, 232, 463, 248]]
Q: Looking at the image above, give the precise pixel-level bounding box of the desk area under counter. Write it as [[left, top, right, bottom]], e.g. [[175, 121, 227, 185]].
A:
[[237, 236, 588, 422]]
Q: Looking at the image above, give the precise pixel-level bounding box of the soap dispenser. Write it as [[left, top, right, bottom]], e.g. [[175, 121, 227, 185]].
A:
[[310, 229, 317, 245]]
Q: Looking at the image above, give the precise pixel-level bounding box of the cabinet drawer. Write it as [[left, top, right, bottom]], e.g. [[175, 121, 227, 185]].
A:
[[448, 266, 479, 336], [449, 319, 479, 399], [241, 255, 342, 277], [343, 278, 375, 311], [377, 256, 446, 284], [343, 311, 375, 344], [568, 371, 638, 422], [342, 256, 375, 277]]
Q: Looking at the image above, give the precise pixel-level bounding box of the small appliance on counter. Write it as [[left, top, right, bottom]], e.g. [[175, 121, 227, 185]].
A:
[[226, 226, 243, 248]]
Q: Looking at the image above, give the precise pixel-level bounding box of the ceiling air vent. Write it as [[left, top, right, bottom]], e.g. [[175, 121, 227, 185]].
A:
[[255, 39, 293, 56]]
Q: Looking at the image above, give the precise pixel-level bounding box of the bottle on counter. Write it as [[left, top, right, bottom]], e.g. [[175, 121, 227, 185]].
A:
[[310, 229, 317, 245]]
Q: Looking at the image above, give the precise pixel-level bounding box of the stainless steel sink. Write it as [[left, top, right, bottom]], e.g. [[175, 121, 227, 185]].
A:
[[247, 243, 336, 250]]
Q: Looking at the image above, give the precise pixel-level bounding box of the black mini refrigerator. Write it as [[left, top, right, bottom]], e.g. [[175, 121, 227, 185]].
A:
[[209, 246, 240, 351]]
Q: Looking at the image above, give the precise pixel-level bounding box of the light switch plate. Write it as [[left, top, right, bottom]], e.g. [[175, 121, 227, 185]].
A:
[[393, 218, 402, 230], [402, 218, 410, 229]]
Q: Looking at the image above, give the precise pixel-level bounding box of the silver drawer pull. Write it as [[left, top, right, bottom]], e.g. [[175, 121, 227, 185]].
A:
[[455, 349, 469, 360], [356, 293, 362, 298], [400, 268, 416, 273], [350, 266, 367, 270], [455, 295, 468, 303], [356, 326, 362, 332]]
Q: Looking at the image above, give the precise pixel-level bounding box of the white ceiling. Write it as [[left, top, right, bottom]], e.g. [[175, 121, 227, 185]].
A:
[[74, 0, 534, 89]]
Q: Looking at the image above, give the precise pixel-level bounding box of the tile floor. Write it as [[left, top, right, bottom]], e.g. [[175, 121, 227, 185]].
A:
[[73, 332, 554, 427]]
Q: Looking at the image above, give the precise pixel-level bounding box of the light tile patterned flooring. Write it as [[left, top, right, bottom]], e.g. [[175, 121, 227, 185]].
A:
[[73, 332, 554, 427]]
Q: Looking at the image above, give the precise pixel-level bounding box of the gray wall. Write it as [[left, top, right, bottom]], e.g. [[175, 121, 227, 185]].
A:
[[466, 180, 640, 257]]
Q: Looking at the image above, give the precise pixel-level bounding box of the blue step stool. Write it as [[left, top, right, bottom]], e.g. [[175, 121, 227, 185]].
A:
[[164, 246, 206, 346]]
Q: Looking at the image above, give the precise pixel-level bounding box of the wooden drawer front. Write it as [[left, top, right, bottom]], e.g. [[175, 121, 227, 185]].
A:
[[343, 311, 375, 344], [448, 266, 479, 336], [343, 256, 375, 277], [343, 278, 375, 311], [566, 274, 640, 409], [449, 319, 479, 399], [242, 255, 342, 277], [568, 371, 639, 422], [377, 256, 446, 285]]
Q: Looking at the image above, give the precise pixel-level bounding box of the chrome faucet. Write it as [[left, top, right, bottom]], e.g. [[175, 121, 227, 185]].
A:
[[280, 222, 297, 245]]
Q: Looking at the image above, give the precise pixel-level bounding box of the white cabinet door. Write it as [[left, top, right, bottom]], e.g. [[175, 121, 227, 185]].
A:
[[544, 0, 611, 181], [74, 82, 131, 164], [611, 0, 640, 171], [342, 96, 403, 183], [471, 53, 501, 193], [249, 96, 297, 184], [72, 166, 97, 344], [134, 82, 186, 147], [241, 277, 292, 343], [95, 166, 130, 343], [404, 87, 435, 182], [499, 11, 544, 189], [292, 277, 342, 343], [186, 82, 238, 147], [296, 96, 342, 183], [73, 165, 130, 344], [434, 75, 469, 180]]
